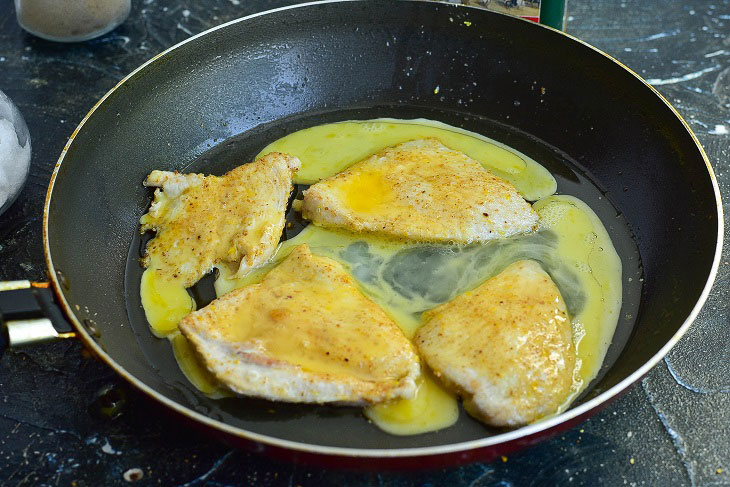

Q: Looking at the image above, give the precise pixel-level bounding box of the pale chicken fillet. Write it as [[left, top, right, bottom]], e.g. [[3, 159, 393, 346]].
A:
[[299, 138, 538, 243], [414, 260, 576, 427], [140, 152, 301, 287], [178, 244, 420, 404]]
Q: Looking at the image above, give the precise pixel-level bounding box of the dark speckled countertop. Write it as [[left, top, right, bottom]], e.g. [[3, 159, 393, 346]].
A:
[[0, 1, 728, 485]]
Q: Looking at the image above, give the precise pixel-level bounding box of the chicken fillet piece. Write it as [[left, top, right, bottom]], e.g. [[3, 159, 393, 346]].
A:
[[300, 138, 538, 243], [140, 152, 301, 286], [414, 260, 576, 427], [179, 244, 420, 404]]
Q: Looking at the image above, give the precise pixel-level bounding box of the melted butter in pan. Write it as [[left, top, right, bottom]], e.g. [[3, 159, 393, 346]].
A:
[[257, 118, 557, 201], [214, 194, 621, 433], [140, 266, 195, 337], [139, 118, 622, 436], [170, 332, 228, 397], [364, 372, 459, 436], [339, 170, 394, 214]]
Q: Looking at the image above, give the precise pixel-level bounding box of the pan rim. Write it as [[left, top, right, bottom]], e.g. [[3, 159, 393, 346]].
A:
[[42, 0, 724, 459]]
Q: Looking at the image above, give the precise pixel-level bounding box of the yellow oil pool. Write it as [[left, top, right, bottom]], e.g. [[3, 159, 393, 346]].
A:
[[140, 118, 622, 436]]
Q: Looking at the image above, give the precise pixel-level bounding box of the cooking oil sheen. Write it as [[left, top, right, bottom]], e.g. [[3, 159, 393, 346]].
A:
[[139, 118, 622, 436], [257, 119, 557, 201], [140, 265, 195, 337]]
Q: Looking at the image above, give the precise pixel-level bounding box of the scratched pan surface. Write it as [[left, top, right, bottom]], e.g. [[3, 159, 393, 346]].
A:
[[43, 0, 721, 467]]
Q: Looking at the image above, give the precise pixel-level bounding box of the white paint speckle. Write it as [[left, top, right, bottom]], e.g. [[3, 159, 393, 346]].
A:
[[177, 22, 193, 35], [182, 9, 190, 18], [640, 30, 680, 42], [710, 124, 728, 135], [646, 65, 721, 85], [101, 438, 121, 455]]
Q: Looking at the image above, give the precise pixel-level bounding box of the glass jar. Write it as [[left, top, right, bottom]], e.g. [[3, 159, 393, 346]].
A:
[[14, 0, 131, 43], [0, 90, 31, 216]]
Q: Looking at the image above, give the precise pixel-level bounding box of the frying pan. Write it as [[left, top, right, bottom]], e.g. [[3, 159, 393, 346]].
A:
[[0, 0, 722, 469]]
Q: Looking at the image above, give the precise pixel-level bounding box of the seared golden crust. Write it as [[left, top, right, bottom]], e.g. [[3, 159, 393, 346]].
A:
[[301, 138, 538, 243], [179, 245, 420, 404], [415, 260, 575, 427], [140, 152, 301, 287]]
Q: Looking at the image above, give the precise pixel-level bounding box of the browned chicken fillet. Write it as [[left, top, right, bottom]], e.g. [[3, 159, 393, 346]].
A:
[[414, 260, 576, 427], [139, 152, 300, 286], [299, 138, 538, 243], [179, 244, 421, 404]]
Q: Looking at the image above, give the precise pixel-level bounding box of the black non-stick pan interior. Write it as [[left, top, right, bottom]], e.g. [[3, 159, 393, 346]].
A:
[[45, 1, 719, 451]]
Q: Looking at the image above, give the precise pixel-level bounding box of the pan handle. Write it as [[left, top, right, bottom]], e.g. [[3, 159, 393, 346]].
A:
[[0, 281, 76, 357]]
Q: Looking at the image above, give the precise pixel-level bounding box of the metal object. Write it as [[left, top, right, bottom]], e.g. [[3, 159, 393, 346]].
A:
[[0, 0, 720, 468], [5, 318, 74, 347], [0, 280, 32, 292], [0, 281, 75, 353]]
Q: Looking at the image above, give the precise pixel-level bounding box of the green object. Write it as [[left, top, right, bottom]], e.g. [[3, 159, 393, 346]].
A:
[[539, 0, 567, 30]]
